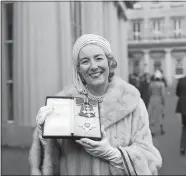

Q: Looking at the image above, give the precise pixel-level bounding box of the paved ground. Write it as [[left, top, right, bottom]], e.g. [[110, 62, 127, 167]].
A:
[[2, 146, 30, 175], [155, 89, 186, 175], [1, 88, 186, 175]]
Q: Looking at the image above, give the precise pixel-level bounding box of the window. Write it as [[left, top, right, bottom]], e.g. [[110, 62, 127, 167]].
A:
[[2, 2, 14, 121], [175, 58, 184, 75], [70, 2, 82, 44], [150, 1, 163, 9], [134, 60, 140, 67], [151, 18, 164, 40], [170, 2, 184, 8], [132, 20, 142, 41], [172, 17, 183, 38], [154, 60, 162, 71], [133, 60, 140, 75], [133, 3, 142, 10]]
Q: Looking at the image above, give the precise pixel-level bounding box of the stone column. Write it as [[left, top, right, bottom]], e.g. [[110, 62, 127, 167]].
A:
[[81, 2, 103, 36], [14, 2, 69, 126], [58, 2, 73, 86], [118, 16, 128, 81], [165, 48, 172, 86], [106, 2, 120, 76], [143, 49, 149, 73]]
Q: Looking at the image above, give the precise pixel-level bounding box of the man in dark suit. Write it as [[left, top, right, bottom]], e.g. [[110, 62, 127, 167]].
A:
[[176, 75, 186, 156], [128, 66, 142, 92], [140, 72, 151, 109]]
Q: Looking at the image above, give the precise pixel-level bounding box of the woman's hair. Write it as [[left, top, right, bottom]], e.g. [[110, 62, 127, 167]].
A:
[[106, 53, 117, 82]]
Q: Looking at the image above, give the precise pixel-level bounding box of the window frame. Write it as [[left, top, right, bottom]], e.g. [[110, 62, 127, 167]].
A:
[[175, 58, 184, 76], [170, 2, 184, 8], [172, 17, 183, 39], [151, 18, 164, 40], [2, 2, 15, 123], [70, 1, 82, 45], [132, 19, 142, 41]]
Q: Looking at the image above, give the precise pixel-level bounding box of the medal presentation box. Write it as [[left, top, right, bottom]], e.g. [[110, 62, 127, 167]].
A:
[[42, 96, 101, 140]]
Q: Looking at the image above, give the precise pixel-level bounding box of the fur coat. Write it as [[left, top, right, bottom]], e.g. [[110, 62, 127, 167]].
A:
[[29, 76, 162, 175]]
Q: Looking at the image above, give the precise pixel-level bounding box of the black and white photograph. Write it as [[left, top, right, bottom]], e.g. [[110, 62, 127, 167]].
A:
[[1, 0, 186, 175]]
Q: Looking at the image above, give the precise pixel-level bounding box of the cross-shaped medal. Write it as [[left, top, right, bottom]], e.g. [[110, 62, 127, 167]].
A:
[[77, 97, 96, 118], [76, 97, 97, 133]]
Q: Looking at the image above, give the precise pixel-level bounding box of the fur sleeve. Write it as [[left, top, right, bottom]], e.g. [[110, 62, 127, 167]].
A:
[[43, 139, 61, 175], [29, 127, 43, 175], [119, 99, 162, 175]]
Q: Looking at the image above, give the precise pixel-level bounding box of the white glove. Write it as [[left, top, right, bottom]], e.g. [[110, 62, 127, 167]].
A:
[[76, 126, 121, 162], [31, 168, 42, 175], [36, 106, 54, 145]]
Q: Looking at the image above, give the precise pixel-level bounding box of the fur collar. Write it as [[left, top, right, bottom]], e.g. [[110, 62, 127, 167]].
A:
[[57, 76, 141, 129], [99, 76, 140, 129]]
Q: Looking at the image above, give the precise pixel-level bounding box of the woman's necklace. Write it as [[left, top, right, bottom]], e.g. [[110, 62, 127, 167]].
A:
[[86, 89, 106, 103]]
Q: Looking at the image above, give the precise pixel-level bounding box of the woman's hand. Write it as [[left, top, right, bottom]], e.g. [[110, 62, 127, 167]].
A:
[[36, 106, 54, 145], [36, 106, 54, 126], [76, 126, 120, 161]]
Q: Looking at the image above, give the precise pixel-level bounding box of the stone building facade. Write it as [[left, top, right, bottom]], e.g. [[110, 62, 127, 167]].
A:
[[127, 1, 186, 86], [1, 1, 132, 147]]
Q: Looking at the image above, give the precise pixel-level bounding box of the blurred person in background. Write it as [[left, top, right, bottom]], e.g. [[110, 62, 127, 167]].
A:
[[148, 70, 166, 137], [151, 69, 167, 89], [140, 72, 151, 109], [29, 34, 162, 175], [175, 74, 186, 156], [128, 65, 142, 92], [159, 69, 167, 88]]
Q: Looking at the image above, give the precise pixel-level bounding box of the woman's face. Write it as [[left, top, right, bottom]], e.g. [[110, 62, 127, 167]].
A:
[[78, 44, 109, 87]]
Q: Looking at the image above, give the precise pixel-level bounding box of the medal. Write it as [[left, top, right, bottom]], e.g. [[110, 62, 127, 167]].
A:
[[78, 98, 96, 118], [76, 97, 97, 133], [79, 122, 96, 133]]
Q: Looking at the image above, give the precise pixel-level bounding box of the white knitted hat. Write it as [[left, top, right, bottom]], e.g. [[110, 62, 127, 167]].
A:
[[72, 34, 113, 94]]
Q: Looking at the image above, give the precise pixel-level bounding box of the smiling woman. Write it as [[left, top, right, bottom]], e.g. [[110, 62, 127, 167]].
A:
[[29, 34, 162, 175], [78, 44, 110, 97]]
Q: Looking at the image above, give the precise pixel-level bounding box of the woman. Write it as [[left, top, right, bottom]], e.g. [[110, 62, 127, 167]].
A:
[[29, 34, 162, 175], [148, 70, 166, 136], [176, 75, 186, 155]]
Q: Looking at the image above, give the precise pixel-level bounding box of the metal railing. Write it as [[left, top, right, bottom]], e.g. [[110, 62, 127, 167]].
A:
[[128, 34, 186, 42]]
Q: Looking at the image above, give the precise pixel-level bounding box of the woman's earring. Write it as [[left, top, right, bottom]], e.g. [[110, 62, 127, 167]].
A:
[[78, 73, 86, 85], [81, 77, 86, 85]]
